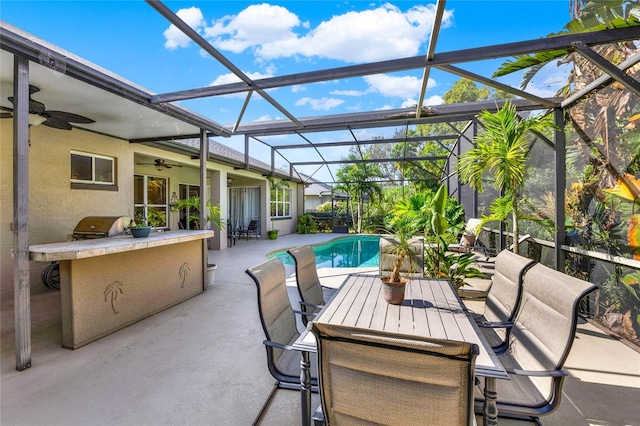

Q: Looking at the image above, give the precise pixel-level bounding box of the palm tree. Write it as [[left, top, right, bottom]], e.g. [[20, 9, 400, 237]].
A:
[[457, 101, 557, 254], [335, 157, 383, 233], [494, 1, 640, 191]]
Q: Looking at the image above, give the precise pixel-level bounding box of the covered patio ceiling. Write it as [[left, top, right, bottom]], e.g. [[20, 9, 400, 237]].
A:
[[1, 1, 639, 185]]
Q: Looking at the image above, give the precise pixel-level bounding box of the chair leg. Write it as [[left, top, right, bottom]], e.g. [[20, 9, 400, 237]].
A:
[[253, 381, 279, 426]]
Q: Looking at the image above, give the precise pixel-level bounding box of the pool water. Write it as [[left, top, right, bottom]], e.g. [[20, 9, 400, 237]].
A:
[[269, 235, 380, 268]]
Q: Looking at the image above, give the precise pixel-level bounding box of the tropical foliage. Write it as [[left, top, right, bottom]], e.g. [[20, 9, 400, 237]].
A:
[[457, 101, 558, 254], [176, 195, 223, 230], [334, 156, 384, 233]]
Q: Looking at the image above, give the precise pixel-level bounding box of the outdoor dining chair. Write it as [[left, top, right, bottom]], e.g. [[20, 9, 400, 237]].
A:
[[462, 249, 535, 352], [238, 219, 259, 240], [245, 258, 318, 425], [288, 245, 337, 325], [310, 322, 479, 425], [474, 263, 596, 422]]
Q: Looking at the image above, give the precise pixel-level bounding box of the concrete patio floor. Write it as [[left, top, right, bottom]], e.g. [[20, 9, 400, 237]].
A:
[[1, 232, 639, 425]]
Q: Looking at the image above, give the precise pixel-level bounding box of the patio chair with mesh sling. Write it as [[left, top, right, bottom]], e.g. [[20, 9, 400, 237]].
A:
[[310, 322, 479, 425], [245, 258, 317, 425]]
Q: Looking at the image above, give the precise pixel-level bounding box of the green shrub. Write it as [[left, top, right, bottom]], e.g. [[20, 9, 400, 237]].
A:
[[297, 213, 319, 234]]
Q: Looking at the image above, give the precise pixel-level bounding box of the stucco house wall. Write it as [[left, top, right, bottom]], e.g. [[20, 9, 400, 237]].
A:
[[1, 121, 294, 296]]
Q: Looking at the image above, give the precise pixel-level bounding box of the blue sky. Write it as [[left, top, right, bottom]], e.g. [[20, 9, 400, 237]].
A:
[[1, 1, 574, 180]]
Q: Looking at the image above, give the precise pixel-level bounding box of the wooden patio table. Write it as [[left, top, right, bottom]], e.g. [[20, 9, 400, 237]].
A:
[[293, 273, 509, 426]]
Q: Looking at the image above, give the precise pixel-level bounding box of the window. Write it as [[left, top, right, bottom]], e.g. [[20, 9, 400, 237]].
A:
[[71, 151, 115, 186], [134, 174, 168, 228], [270, 187, 291, 219], [178, 183, 200, 230]]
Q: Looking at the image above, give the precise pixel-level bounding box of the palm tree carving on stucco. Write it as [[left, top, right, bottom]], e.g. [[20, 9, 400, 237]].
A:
[[179, 263, 190, 288], [104, 281, 124, 314]]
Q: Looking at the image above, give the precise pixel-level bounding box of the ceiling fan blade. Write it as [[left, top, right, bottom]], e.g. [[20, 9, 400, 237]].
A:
[[0, 112, 12, 119], [1, 105, 13, 112], [165, 165, 173, 169], [44, 110, 95, 124], [41, 116, 72, 130], [8, 96, 46, 114]]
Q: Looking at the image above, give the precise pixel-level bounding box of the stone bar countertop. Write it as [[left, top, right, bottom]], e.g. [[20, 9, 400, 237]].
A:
[[29, 230, 214, 262]]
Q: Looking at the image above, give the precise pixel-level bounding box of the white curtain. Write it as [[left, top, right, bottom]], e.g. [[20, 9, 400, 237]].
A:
[[229, 187, 260, 233]]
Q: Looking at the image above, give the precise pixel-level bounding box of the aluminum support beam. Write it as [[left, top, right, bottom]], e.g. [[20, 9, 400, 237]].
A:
[[553, 108, 566, 271], [199, 129, 209, 287], [150, 27, 640, 103], [572, 41, 640, 97], [274, 134, 457, 150], [145, 0, 304, 129], [562, 51, 640, 108], [13, 56, 31, 370], [291, 155, 447, 166], [436, 64, 558, 108], [416, 0, 445, 118]]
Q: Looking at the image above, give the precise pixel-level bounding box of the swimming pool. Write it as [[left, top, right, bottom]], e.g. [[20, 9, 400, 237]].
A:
[[269, 235, 380, 268]]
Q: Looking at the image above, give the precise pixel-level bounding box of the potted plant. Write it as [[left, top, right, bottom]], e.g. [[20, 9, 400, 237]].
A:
[[379, 212, 420, 305], [128, 213, 151, 238], [176, 195, 223, 287]]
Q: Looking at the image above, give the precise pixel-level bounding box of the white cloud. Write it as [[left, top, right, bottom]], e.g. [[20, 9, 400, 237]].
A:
[[295, 97, 345, 111], [291, 85, 306, 93], [330, 89, 371, 96], [163, 7, 206, 50], [204, 4, 301, 54], [364, 74, 436, 100], [179, 3, 453, 63], [289, 4, 453, 62], [423, 95, 444, 106]]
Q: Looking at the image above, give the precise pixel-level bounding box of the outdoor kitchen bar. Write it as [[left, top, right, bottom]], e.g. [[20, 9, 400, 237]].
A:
[[29, 229, 214, 349]]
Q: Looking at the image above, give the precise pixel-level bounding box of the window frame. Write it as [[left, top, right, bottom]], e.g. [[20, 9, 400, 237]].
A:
[[270, 186, 291, 219], [134, 174, 169, 229], [70, 150, 117, 190]]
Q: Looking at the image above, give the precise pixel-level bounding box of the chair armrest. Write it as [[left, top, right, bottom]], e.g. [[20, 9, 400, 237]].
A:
[[293, 309, 317, 317], [300, 301, 324, 309], [263, 339, 297, 351], [459, 294, 488, 300], [477, 320, 513, 329], [506, 368, 569, 378]]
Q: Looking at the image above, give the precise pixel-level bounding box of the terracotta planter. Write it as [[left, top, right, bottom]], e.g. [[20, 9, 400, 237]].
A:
[[380, 277, 407, 305]]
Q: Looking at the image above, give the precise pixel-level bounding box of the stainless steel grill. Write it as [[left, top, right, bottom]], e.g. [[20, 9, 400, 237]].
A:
[[71, 216, 130, 240]]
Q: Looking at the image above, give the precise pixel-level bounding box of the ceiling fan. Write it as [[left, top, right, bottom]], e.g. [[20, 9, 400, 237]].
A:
[[136, 158, 184, 171], [0, 84, 95, 130]]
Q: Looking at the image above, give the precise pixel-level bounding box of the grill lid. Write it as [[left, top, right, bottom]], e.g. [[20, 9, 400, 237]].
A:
[[72, 216, 130, 239]]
